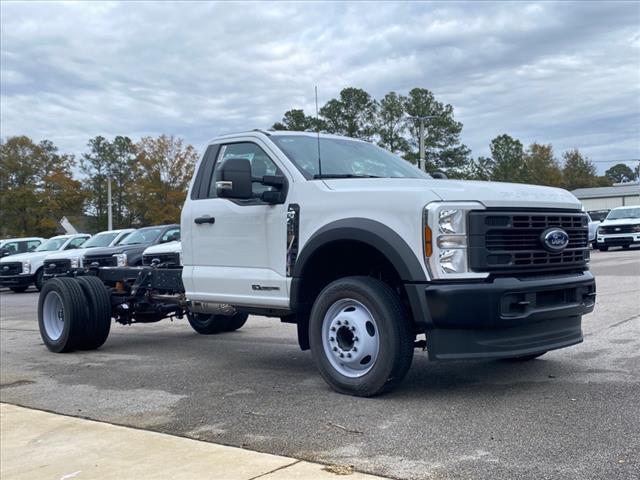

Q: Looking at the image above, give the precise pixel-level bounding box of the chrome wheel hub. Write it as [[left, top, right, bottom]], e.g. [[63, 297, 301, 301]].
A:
[[43, 291, 65, 341], [322, 298, 379, 378]]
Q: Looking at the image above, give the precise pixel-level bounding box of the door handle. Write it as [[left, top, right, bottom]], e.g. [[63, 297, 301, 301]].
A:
[[194, 216, 215, 225]]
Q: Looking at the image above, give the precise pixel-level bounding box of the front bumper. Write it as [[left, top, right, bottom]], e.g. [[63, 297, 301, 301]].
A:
[[0, 274, 34, 288], [405, 271, 596, 360], [597, 233, 640, 247]]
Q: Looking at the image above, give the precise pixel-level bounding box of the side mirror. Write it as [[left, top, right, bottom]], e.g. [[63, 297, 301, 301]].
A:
[[432, 171, 448, 179], [216, 157, 252, 199], [260, 175, 286, 204]]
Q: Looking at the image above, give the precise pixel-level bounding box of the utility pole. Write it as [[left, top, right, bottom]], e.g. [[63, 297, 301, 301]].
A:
[[107, 177, 113, 230], [407, 115, 438, 171]]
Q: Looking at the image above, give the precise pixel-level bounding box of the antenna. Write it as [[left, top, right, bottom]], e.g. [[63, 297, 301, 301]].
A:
[[315, 86, 322, 177]]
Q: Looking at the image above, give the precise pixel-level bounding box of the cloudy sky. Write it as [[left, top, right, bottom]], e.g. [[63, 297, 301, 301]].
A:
[[1, 1, 639, 172]]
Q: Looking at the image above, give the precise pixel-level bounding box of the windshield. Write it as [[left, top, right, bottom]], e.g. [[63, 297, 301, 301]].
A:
[[606, 207, 640, 220], [35, 238, 67, 252], [271, 135, 431, 180], [119, 228, 162, 246], [82, 232, 119, 248]]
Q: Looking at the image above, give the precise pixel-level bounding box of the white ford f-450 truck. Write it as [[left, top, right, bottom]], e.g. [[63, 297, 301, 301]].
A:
[[37, 130, 596, 396]]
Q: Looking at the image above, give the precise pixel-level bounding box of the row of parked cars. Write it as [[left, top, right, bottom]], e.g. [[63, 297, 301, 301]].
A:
[[0, 224, 182, 293]]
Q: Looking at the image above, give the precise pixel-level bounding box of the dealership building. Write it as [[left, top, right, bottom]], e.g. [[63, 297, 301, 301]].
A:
[[572, 183, 640, 210]]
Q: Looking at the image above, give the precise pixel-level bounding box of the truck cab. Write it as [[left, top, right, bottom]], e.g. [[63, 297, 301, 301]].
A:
[[179, 130, 596, 395]]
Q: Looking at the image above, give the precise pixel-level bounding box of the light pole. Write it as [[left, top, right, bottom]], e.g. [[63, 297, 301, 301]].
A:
[[107, 177, 113, 230], [407, 115, 438, 171]]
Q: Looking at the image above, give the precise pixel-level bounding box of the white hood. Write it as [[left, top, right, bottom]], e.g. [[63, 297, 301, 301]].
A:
[[143, 241, 181, 255], [0, 250, 51, 264], [600, 218, 640, 227], [44, 247, 95, 261], [322, 178, 582, 210]]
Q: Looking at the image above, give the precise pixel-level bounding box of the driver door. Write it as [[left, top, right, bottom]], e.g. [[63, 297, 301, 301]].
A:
[[184, 138, 289, 308]]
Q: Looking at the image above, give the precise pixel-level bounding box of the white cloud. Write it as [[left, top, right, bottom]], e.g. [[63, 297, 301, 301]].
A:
[[1, 1, 638, 172]]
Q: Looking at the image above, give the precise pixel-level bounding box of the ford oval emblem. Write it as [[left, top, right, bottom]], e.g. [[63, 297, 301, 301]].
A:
[[541, 228, 570, 252]]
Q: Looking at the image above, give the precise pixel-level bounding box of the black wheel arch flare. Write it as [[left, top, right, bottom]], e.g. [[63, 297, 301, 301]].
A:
[[289, 217, 427, 313]]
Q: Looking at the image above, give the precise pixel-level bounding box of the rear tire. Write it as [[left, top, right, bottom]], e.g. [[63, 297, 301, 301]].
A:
[[309, 276, 414, 397], [622, 245, 630, 250], [34, 268, 44, 291], [598, 246, 609, 252], [38, 278, 88, 353], [10, 286, 28, 293], [224, 312, 248, 332], [75, 276, 112, 350]]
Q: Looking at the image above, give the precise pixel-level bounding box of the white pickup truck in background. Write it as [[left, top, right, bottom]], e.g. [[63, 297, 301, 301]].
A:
[[596, 205, 640, 251], [36, 130, 596, 397], [1, 234, 90, 292]]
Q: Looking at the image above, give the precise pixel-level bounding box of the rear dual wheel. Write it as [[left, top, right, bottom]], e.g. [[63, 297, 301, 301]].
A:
[[38, 277, 111, 353], [187, 311, 248, 335]]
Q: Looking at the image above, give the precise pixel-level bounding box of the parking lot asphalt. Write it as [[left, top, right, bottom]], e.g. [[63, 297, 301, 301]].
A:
[[1, 248, 639, 480]]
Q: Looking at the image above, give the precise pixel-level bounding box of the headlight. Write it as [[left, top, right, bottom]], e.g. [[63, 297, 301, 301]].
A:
[[424, 202, 487, 279], [113, 253, 127, 267], [22, 260, 31, 274], [70, 257, 81, 268]]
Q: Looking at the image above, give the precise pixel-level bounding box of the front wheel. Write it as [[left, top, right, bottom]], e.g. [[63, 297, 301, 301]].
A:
[[309, 276, 414, 397], [10, 286, 28, 293], [598, 246, 609, 252]]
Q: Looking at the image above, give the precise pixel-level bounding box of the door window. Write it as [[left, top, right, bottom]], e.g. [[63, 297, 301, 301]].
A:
[[3, 242, 19, 254], [208, 142, 282, 199], [160, 228, 181, 243], [66, 237, 88, 249], [27, 240, 41, 251]]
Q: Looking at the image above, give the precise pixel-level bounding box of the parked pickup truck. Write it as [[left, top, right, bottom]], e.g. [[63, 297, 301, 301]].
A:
[[37, 130, 596, 396], [82, 224, 180, 269], [0, 237, 45, 258], [43, 228, 134, 279], [1, 234, 90, 292], [596, 205, 640, 251], [142, 241, 181, 267]]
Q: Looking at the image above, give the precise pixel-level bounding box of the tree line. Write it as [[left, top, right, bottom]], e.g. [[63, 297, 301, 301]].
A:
[[0, 135, 197, 237], [2, 86, 637, 237], [272, 86, 637, 188]]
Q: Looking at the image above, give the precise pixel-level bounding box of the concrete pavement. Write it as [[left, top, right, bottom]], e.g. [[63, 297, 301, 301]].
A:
[[0, 403, 384, 480]]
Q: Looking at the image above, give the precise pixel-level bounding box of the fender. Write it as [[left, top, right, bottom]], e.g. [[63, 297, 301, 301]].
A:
[[290, 218, 427, 312]]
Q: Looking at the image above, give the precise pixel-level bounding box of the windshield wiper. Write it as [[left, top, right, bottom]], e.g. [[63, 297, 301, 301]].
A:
[[313, 174, 381, 179]]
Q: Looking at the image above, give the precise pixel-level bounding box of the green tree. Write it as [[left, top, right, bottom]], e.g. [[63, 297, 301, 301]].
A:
[[489, 134, 526, 183], [319, 87, 377, 139], [605, 163, 637, 183], [80, 136, 137, 230], [460, 156, 495, 181], [272, 109, 324, 131], [0, 136, 86, 237], [130, 135, 198, 226], [524, 143, 563, 187], [80, 136, 112, 230], [404, 88, 470, 175], [376, 91, 409, 154], [562, 149, 598, 190]]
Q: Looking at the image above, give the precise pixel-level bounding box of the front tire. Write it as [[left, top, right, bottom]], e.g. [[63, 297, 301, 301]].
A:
[[10, 286, 28, 293], [598, 246, 609, 252], [309, 276, 414, 397]]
